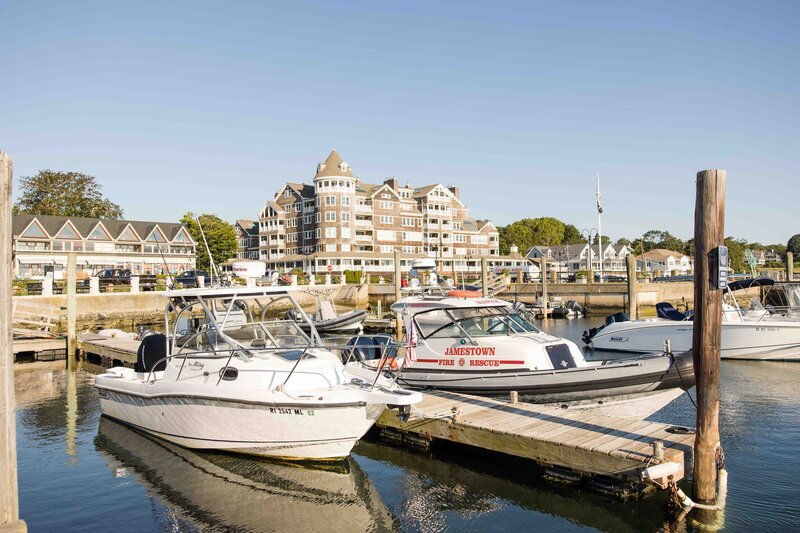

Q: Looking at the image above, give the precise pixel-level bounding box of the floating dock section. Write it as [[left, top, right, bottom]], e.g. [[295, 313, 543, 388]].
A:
[[376, 390, 694, 495]]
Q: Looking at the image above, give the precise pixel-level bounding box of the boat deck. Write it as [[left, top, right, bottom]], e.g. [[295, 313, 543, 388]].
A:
[[376, 390, 694, 493]]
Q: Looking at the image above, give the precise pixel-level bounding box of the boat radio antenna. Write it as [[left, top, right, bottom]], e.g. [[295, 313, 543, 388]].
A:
[[196, 215, 217, 285]]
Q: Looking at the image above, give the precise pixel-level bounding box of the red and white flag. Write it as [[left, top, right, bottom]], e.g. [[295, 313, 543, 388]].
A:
[[405, 320, 417, 367]]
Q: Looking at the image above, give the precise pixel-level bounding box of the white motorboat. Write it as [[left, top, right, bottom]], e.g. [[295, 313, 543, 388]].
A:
[[94, 286, 422, 461], [343, 291, 694, 418], [584, 278, 800, 361]]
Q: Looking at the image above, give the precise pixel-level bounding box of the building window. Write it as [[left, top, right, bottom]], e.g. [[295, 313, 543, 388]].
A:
[[295, 203, 301, 212], [379, 215, 393, 224], [402, 217, 414, 227], [341, 212, 350, 222], [379, 200, 392, 209], [341, 196, 350, 206], [325, 227, 336, 238], [325, 196, 336, 206], [325, 212, 336, 222], [341, 227, 351, 238]]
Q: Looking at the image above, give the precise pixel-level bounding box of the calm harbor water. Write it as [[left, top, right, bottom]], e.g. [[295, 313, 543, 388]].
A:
[[13, 318, 800, 532]]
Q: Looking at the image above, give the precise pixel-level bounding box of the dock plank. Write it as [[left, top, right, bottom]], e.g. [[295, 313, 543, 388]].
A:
[[377, 390, 694, 488]]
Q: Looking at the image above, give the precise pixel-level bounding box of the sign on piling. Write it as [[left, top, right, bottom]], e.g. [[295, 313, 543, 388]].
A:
[[692, 169, 726, 504]]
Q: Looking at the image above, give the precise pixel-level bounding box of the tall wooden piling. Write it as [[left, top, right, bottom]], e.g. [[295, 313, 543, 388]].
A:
[[481, 257, 489, 297], [692, 169, 726, 504], [66, 253, 77, 360], [626, 254, 638, 319], [541, 259, 548, 320], [787, 252, 794, 282], [393, 250, 403, 335], [1, 150, 27, 532]]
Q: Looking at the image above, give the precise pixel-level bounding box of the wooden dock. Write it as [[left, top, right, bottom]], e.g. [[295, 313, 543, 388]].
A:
[[376, 390, 695, 495], [12, 337, 67, 363], [76, 333, 140, 367]]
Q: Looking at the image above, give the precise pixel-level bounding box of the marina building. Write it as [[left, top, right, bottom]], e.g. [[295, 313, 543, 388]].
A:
[[256, 150, 525, 275], [527, 243, 632, 279], [12, 214, 197, 279]]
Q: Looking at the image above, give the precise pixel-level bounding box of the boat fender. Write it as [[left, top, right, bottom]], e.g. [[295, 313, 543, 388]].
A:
[[447, 290, 482, 298]]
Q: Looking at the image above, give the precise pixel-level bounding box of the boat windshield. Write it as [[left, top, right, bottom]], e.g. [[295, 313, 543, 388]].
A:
[[414, 306, 541, 339], [171, 295, 314, 358]]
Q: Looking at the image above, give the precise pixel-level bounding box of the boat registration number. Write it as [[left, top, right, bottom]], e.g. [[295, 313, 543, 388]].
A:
[[269, 407, 314, 416]]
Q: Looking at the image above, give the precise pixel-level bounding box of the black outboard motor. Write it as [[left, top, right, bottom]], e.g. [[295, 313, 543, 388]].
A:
[[582, 311, 629, 345]]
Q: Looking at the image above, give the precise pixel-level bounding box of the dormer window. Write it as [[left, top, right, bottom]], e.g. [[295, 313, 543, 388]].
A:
[[340, 162, 349, 172]]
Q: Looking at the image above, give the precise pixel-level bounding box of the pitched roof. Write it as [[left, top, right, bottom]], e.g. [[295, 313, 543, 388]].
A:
[[12, 214, 194, 243], [286, 182, 315, 198], [314, 149, 354, 179], [642, 248, 687, 261]]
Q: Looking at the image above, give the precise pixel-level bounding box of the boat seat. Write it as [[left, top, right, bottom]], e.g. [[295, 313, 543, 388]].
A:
[[605, 311, 629, 325], [135, 334, 168, 373], [656, 302, 689, 321], [347, 335, 397, 362]]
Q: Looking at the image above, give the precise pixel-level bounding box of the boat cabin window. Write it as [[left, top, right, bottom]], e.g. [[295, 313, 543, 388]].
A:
[[414, 306, 540, 339]]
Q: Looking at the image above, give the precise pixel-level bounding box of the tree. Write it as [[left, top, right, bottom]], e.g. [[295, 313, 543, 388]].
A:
[[615, 237, 632, 247], [788, 234, 800, 256], [13, 170, 123, 218], [562, 224, 583, 244], [499, 217, 573, 254], [181, 213, 237, 270]]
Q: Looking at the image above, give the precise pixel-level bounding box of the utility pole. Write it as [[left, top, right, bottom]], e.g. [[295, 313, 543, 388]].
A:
[[692, 169, 726, 504]]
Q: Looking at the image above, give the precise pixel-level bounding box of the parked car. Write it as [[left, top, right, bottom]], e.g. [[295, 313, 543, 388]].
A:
[[82, 269, 157, 291], [174, 270, 210, 287]]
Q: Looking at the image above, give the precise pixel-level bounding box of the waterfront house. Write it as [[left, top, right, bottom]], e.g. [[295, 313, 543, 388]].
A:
[[636, 248, 693, 277], [12, 214, 197, 279]]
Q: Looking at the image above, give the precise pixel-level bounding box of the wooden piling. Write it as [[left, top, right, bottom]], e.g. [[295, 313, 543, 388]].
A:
[[0, 149, 27, 531], [481, 257, 489, 297], [393, 250, 403, 335], [692, 169, 726, 504], [626, 254, 638, 319], [541, 259, 548, 321], [787, 252, 794, 282], [66, 252, 77, 360]]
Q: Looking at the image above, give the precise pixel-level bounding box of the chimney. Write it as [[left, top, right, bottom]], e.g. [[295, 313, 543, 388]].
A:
[[448, 185, 459, 198], [384, 177, 399, 191], [510, 245, 519, 254]]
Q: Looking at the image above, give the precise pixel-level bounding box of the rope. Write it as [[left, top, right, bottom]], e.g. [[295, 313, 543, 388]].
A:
[[672, 352, 697, 409]]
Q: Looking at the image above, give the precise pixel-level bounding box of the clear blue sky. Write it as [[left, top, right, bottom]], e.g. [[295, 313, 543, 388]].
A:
[[1, 0, 798, 245]]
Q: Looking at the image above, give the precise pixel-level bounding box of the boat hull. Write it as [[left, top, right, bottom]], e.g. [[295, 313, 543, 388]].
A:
[[298, 310, 367, 334], [96, 388, 383, 460], [590, 320, 800, 360], [397, 351, 693, 404]]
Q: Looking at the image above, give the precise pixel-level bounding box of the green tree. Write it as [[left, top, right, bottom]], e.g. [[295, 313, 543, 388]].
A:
[[499, 217, 571, 254], [788, 234, 800, 256], [562, 224, 583, 244], [615, 237, 632, 247], [180, 213, 237, 270], [13, 170, 123, 218]]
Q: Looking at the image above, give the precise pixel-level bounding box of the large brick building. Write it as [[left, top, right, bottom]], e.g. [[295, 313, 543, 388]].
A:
[[256, 150, 520, 275]]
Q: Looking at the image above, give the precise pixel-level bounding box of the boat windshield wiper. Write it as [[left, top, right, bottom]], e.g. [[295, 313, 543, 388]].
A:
[[442, 309, 479, 345]]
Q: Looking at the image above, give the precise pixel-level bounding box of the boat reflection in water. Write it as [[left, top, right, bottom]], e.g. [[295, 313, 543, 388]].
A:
[[94, 418, 395, 532]]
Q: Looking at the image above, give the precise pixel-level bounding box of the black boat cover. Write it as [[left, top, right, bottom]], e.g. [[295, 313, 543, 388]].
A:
[[727, 277, 775, 292]]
